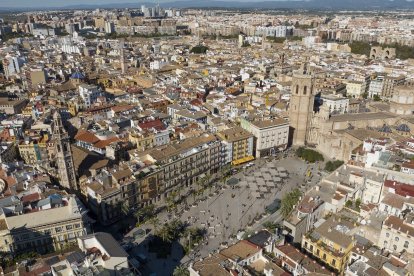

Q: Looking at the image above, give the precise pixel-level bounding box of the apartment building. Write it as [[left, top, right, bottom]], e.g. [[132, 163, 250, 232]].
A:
[[18, 134, 50, 165], [346, 81, 365, 98], [320, 94, 349, 115], [283, 195, 325, 244], [82, 164, 150, 226], [378, 213, 414, 254], [381, 75, 405, 99], [240, 117, 289, 157], [139, 134, 222, 190], [217, 127, 254, 165], [0, 196, 88, 254], [301, 216, 355, 274], [79, 84, 102, 109]]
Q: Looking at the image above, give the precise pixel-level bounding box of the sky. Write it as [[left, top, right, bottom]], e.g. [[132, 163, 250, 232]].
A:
[[1, 0, 237, 8], [1, 0, 124, 8], [1, 0, 276, 8]]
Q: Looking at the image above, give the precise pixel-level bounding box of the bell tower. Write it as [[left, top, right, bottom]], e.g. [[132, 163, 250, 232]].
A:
[[53, 111, 78, 191], [289, 62, 315, 146]]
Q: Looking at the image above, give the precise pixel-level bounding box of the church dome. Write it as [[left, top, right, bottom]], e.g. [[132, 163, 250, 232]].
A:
[[378, 124, 392, 133], [70, 71, 85, 79], [396, 124, 410, 133]]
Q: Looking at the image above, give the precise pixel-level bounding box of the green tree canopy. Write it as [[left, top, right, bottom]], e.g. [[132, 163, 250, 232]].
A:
[[173, 265, 190, 276], [281, 189, 301, 218], [324, 160, 344, 172], [296, 147, 324, 163], [190, 45, 209, 54]]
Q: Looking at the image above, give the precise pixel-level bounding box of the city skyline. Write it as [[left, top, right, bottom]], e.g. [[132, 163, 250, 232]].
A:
[[0, 4, 413, 276]]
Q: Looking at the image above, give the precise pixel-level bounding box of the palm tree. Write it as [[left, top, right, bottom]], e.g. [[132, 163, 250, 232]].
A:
[[148, 217, 159, 233], [134, 204, 155, 224], [157, 224, 173, 242], [173, 265, 190, 276]]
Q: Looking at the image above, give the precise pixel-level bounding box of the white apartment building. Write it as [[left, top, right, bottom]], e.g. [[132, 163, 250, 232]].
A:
[[255, 25, 293, 37], [321, 94, 349, 114], [240, 117, 289, 157], [378, 214, 414, 254], [3, 55, 26, 79], [346, 80, 365, 98], [79, 84, 101, 108], [368, 76, 384, 98], [149, 59, 169, 70], [105, 21, 115, 34]]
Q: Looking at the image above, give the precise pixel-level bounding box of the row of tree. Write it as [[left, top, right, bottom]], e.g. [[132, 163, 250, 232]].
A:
[[296, 147, 324, 163], [350, 41, 414, 60]]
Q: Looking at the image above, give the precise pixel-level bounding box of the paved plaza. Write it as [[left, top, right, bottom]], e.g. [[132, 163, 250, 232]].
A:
[[128, 155, 323, 275]]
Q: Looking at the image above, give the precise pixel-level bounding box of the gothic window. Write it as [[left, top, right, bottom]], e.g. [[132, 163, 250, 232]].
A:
[[303, 86, 307, 95], [296, 85, 299, 94]]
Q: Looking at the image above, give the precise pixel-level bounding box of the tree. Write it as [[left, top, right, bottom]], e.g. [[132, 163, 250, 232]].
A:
[[158, 224, 174, 242], [262, 221, 279, 233], [280, 189, 301, 218], [373, 95, 381, 101], [190, 45, 208, 54], [173, 265, 190, 276], [134, 204, 155, 225], [296, 147, 324, 163], [325, 160, 344, 172], [148, 217, 160, 233], [349, 41, 372, 56], [355, 198, 362, 211], [184, 227, 205, 253], [156, 219, 185, 242], [345, 200, 353, 208]]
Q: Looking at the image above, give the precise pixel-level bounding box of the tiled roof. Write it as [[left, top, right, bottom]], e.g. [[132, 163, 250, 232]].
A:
[[75, 130, 99, 144]]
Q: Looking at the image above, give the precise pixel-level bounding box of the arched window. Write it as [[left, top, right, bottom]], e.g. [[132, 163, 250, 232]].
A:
[[296, 85, 299, 94], [303, 86, 307, 95], [404, 241, 409, 248]]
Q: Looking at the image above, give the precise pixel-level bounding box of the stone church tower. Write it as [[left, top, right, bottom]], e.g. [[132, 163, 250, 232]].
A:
[[53, 111, 78, 191], [289, 63, 315, 146]]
